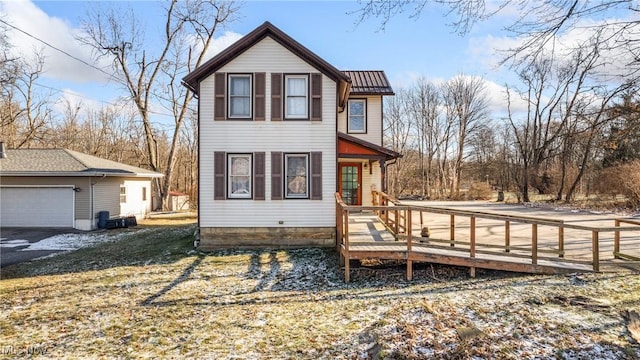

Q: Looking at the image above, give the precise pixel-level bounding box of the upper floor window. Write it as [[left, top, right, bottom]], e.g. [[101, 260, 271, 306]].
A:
[[348, 99, 366, 133], [285, 75, 308, 119], [229, 74, 252, 118], [228, 154, 252, 199]]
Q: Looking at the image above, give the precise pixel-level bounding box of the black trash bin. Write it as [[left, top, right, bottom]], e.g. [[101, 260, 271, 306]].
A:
[[98, 211, 109, 229]]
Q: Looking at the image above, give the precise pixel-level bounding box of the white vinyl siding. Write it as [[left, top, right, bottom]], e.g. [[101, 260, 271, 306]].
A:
[[339, 95, 383, 145], [119, 179, 153, 218], [199, 36, 337, 228]]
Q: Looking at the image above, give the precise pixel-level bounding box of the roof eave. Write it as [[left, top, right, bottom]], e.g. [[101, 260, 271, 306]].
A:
[[0, 171, 163, 178]]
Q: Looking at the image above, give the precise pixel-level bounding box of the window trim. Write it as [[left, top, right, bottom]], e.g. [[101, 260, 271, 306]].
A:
[[284, 74, 309, 120], [347, 98, 367, 134], [284, 153, 309, 199], [227, 74, 253, 119], [227, 153, 253, 199]]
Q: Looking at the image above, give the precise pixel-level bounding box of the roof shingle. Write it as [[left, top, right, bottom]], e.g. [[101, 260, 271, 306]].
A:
[[0, 149, 162, 177]]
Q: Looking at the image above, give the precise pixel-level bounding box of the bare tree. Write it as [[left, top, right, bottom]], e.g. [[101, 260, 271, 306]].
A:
[[80, 0, 239, 209], [384, 89, 414, 196], [442, 75, 489, 198], [0, 52, 53, 148], [354, 1, 640, 72], [407, 77, 442, 198]]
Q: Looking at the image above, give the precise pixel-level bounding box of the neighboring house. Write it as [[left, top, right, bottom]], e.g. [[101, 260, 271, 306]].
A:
[[0, 145, 163, 230], [183, 21, 400, 248]]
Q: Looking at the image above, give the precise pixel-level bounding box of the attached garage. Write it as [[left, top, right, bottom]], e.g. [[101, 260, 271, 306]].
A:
[[0, 186, 75, 227]]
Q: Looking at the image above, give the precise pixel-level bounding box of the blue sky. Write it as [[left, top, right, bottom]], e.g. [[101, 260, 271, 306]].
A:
[[1, 0, 533, 116]]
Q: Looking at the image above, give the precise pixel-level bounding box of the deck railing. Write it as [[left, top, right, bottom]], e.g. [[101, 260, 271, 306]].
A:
[[335, 191, 640, 282]]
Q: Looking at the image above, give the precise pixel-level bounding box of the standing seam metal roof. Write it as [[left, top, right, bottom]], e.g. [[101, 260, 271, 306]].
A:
[[342, 70, 394, 95]]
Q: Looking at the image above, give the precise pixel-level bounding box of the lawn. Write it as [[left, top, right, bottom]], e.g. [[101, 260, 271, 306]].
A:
[[1, 224, 639, 359]]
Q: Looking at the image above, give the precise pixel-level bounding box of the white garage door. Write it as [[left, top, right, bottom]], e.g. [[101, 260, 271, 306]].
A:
[[0, 187, 74, 227]]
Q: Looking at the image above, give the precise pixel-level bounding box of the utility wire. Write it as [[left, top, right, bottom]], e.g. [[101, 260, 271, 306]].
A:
[[2, 18, 197, 121], [0, 18, 123, 85]]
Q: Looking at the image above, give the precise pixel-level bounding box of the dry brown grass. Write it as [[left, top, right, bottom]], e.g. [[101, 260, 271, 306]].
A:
[[1, 226, 639, 359]]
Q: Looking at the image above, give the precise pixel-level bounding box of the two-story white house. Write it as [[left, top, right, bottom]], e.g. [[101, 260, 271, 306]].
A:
[[183, 22, 400, 249]]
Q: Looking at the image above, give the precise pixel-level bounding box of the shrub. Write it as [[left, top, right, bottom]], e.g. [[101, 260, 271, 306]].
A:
[[595, 160, 640, 207], [467, 182, 493, 200]]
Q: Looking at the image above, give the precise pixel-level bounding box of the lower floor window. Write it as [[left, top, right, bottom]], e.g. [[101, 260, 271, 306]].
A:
[[228, 154, 252, 198], [285, 154, 308, 198]]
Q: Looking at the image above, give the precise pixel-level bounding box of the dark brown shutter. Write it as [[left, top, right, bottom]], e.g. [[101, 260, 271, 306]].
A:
[[254, 152, 265, 200], [214, 73, 226, 121], [214, 151, 226, 200], [271, 73, 282, 121], [254, 73, 265, 121], [310, 73, 322, 121], [310, 152, 322, 200], [271, 151, 283, 200]]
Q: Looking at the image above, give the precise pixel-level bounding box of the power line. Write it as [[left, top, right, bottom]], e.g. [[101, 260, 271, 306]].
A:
[[1, 19, 196, 121], [0, 18, 124, 86]]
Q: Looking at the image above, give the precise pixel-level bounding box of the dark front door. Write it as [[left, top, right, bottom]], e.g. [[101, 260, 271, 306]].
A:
[[339, 163, 362, 205]]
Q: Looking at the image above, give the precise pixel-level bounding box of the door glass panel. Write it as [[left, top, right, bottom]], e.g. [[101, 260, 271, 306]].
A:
[[341, 165, 359, 205]]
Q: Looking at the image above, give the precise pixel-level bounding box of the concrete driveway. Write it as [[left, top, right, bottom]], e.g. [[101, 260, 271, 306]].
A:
[[0, 228, 80, 268]]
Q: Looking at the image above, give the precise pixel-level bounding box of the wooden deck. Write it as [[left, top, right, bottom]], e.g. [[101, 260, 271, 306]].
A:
[[336, 193, 640, 283]]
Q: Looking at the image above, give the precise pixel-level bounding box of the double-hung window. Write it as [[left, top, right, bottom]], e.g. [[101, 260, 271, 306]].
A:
[[119, 185, 127, 203], [284, 154, 308, 198], [229, 74, 252, 118], [285, 75, 308, 119], [228, 154, 252, 198], [348, 99, 366, 133]]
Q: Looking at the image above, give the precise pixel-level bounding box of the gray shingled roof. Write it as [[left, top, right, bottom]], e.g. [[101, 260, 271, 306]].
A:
[[0, 149, 162, 177], [343, 70, 394, 95]]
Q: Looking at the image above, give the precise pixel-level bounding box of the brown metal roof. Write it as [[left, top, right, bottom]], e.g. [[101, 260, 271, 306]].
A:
[[342, 71, 394, 96]]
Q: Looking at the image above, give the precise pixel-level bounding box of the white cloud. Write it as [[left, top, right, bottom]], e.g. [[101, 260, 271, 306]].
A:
[[201, 31, 244, 62], [0, 0, 112, 83]]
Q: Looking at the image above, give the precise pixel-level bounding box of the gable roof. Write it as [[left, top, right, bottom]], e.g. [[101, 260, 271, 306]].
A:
[[183, 21, 351, 96], [0, 149, 163, 178], [343, 71, 394, 96]]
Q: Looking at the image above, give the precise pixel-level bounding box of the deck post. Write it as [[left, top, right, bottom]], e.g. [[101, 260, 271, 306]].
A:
[[420, 210, 424, 230], [449, 214, 455, 247], [531, 223, 538, 265], [407, 209, 413, 281], [470, 216, 476, 277], [394, 209, 399, 234], [344, 208, 350, 282], [614, 219, 620, 258], [558, 222, 564, 258], [592, 230, 600, 272], [504, 220, 510, 253]]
